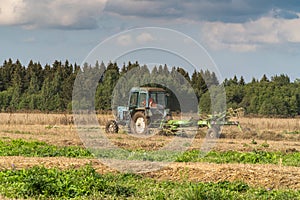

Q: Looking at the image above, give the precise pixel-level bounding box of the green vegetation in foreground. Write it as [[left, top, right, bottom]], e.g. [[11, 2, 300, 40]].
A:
[[0, 139, 299, 167], [176, 150, 300, 167], [0, 165, 299, 200], [95, 148, 300, 167], [0, 139, 92, 158]]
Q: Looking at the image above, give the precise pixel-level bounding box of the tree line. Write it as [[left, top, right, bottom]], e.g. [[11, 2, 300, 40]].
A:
[[0, 59, 299, 117], [222, 75, 300, 117]]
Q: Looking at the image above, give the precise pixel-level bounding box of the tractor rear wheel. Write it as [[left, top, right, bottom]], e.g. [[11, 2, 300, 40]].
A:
[[130, 112, 148, 135], [105, 120, 119, 133]]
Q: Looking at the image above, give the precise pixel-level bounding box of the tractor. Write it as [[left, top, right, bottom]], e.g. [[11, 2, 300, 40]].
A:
[[105, 87, 171, 135], [105, 87, 242, 137]]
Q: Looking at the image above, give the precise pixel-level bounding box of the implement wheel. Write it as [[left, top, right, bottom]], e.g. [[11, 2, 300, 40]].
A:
[[207, 128, 219, 139]]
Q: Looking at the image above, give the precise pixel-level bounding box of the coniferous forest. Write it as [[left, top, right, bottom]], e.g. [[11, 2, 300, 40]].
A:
[[0, 59, 299, 117]]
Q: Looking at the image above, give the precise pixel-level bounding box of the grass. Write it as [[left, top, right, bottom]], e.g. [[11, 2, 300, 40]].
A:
[[94, 147, 300, 167], [237, 117, 300, 133], [0, 139, 299, 167], [283, 130, 300, 135], [0, 139, 92, 158], [0, 165, 134, 199], [0, 113, 299, 133], [2, 130, 34, 135], [176, 150, 300, 167], [0, 113, 113, 126], [0, 165, 298, 200], [0, 114, 299, 199], [183, 181, 300, 200]]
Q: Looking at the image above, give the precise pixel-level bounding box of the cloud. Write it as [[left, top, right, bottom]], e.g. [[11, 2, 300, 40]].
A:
[[201, 13, 300, 52], [116, 32, 155, 46], [105, 0, 300, 23], [0, 0, 107, 29], [105, 0, 182, 19], [136, 32, 154, 44], [269, 8, 299, 19], [0, 0, 27, 25], [3, 0, 300, 32], [117, 34, 132, 46]]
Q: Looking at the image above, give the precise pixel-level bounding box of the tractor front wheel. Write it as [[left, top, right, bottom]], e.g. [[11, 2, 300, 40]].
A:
[[130, 112, 148, 135], [105, 120, 119, 134]]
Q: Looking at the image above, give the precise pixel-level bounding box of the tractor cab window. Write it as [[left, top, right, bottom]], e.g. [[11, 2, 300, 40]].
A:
[[129, 92, 138, 107], [150, 92, 166, 108], [157, 92, 166, 108], [139, 92, 147, 107]]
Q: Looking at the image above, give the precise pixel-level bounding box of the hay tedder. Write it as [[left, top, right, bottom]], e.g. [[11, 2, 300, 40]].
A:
[[105, 87, 243, 138], [162, 107, 244, 138]]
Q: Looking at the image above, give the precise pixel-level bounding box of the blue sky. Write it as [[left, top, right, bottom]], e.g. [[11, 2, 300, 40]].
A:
[[1, 0, 300, 82]]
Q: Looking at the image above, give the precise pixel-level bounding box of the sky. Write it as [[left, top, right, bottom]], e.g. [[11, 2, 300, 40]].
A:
[[1, 0, 300, 82]]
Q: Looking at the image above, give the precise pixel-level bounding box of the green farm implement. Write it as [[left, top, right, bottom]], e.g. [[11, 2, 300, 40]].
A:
[[161, 108, 244, 138]]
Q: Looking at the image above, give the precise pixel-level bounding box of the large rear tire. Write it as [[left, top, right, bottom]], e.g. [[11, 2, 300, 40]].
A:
[[130, 112, 148, 135], [105, 120, 119, 133]]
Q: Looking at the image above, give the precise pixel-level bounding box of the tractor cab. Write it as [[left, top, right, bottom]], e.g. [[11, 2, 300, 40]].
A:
[[128, 87, 170, 134], [129, 87, 167, 110]]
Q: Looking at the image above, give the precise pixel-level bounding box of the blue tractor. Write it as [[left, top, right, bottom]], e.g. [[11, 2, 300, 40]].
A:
[[105, 87, 242, 138], [105, 87, 171, 135]]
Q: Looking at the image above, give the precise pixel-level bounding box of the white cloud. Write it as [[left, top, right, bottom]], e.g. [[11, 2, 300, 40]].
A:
[[183, 37, 194, 45], [201, 13, 300, 52], [0, 0, 107, 29], [136, 32, 154, 44], [117, 34, 132, 46], [279, 18, 300, 42], [116, 32, 156, 46], [0, 0, 26, 25]]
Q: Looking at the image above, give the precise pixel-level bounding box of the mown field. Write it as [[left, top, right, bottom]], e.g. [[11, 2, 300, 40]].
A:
[[0, 113, 299, 199]]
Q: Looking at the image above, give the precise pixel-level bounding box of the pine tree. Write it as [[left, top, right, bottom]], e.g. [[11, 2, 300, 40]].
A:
[[151, 66, 158, 75], [176, 67, 190, 83], [260, 74, 269, 82], [10, 62, 23, 110], [271, 74, 290, 85], [232, 75, 238, 85], [251, 77, 257, 84], [239, 76, 245, 85]]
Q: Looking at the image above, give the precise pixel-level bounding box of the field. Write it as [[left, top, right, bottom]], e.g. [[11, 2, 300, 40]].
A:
[[0, 113, 299, 199]]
